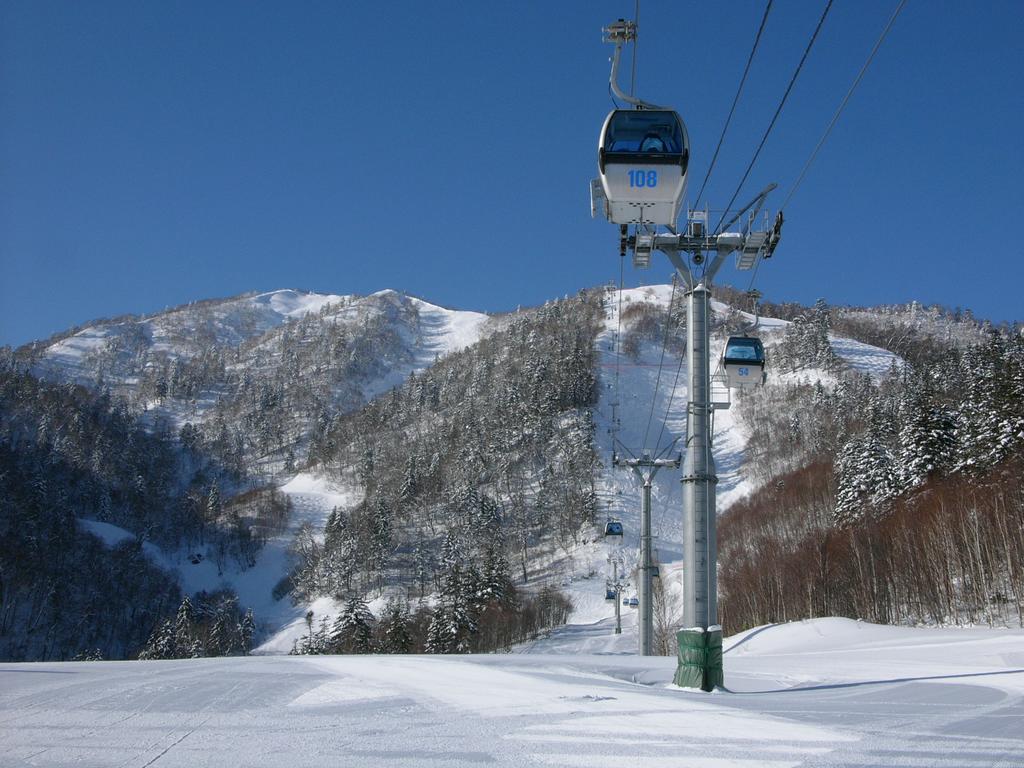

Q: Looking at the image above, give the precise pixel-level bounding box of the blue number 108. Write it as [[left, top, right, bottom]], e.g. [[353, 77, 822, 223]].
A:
[[628, 170, 658, 188]]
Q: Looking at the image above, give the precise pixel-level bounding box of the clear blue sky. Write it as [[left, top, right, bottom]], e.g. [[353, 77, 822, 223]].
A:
[[2, 1, 1022, 347]]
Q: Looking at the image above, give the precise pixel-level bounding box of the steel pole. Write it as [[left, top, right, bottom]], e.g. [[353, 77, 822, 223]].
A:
[[682, 283, 717, 630], [613, 559, 622, 635], [639, 474, 653, 655]]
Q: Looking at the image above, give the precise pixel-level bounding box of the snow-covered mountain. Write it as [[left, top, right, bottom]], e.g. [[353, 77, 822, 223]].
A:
[[29, 288, 491, 432], [6, 282, 1019, 666]]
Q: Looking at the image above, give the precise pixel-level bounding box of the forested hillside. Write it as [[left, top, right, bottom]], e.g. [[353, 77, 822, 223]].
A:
[[0, 360, 288, 660], [24, 289, 489, 478], [0, 366, 181, 660], [283, 292, 603, 654], [720, 326, 1024, 633]]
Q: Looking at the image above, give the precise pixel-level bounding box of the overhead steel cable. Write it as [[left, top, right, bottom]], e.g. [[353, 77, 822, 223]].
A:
[[641, 275, 678, 453], [781, 0, 908, 212], [612, 253, 625, 445], [714, 0, 834, 235], [653, 294, 686, 457], [692, 0, 774, 208]]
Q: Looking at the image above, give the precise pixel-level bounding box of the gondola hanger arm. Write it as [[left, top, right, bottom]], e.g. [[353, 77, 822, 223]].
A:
[[604, 19, 666, 110]]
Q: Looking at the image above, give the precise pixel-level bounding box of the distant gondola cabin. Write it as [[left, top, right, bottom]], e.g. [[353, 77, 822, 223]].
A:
[[723, 336, 766, 389], [604, 519, 624, 537]]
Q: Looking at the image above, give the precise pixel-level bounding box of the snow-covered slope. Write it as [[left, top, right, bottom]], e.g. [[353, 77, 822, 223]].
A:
[[29, 288, 491, 428], [32, 289, 345, 380], [4, 618, 1020, 767], [544, 285, 902, 637], [78, 470, 363, 655]]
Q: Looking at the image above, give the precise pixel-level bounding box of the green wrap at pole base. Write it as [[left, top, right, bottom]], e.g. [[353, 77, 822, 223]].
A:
[[673, 627, 723, 691]]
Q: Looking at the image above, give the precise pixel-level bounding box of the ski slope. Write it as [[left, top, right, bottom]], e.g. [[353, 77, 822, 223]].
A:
[[3, 619, 1020, 767], [461, 284, 904, 645]]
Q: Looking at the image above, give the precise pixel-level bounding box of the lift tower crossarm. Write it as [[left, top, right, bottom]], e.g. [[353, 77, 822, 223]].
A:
[[613, 451, 681, 656], [715, 183, 778, 237], [655, 233, 741, 288]]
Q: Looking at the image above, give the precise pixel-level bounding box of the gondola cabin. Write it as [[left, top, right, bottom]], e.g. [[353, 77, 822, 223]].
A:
[[604, 519, 624, 537], [723, 336, 766, 389], [597, 109, 690, 226], [605, 586, 617, 601]]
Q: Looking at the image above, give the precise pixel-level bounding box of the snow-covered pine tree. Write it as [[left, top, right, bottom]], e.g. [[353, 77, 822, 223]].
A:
[[371, 496, 392, 584], [379, 598, 413, 654], [138, 618, 176, 660], [239, 609, 256, 655], [400, 455, 419, 503], [426, 531, 477, 653], [173, 596, 197, 656], [208, 610, 233, 656], [331, 595, 375, 654], [834, 394, 898, 527], [895, 372, 956, 489]]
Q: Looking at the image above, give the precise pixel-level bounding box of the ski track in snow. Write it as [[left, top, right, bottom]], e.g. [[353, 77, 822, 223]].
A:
[[359, 293, 489, 401], [565, 286, 773, 627], [829, 334, 902, 381], [3, 618, 1022, 767]]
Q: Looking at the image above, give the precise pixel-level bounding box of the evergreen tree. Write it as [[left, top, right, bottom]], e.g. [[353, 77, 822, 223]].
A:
[[239, 609, 256, 655], [379, 598, 413, 654], [426, 532, 477, 653], [173, 596, 197, 654], [371, 496, 392, 579], [206, 483, 222, 523], [897, 383, 956, 490], [331, 595, 375, 653], [138, 618, 176, 660], [400, 455, 419, 502]]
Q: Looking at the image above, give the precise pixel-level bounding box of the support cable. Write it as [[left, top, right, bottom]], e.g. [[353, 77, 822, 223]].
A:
[[714, 0, 834, 234], [693, 0, 774, 208], [642, 275, 678, 452], [781, 0, 907, 212], [614, 252, 625, 442], [653, 310, 686, 458]]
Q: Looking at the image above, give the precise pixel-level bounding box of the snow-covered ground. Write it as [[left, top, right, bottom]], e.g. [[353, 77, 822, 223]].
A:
[[33, 289, 349, 382], [4, 618, 1021, 767], [829, 334, 902, 381]]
